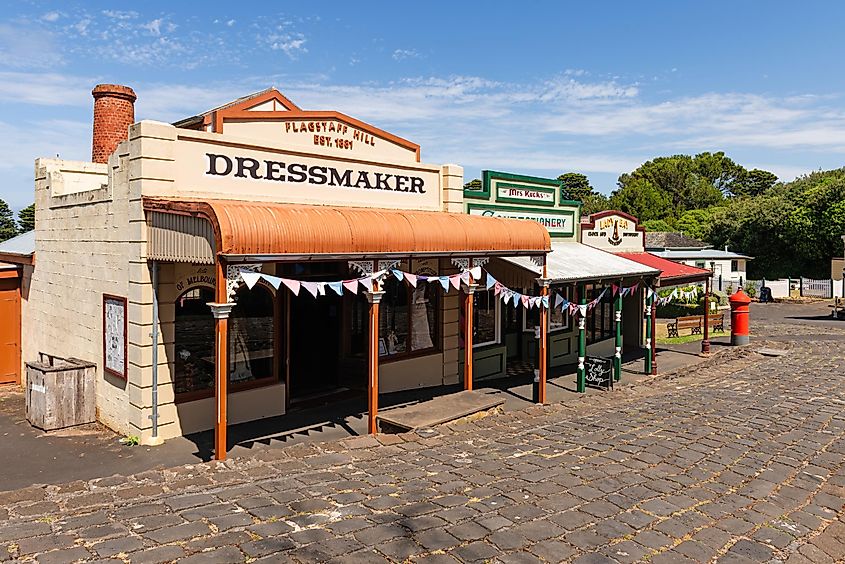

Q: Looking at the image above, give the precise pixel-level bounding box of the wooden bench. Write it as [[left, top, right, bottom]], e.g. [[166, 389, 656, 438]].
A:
[[667, 313, 725, 338], [667, 315, 701, 338]]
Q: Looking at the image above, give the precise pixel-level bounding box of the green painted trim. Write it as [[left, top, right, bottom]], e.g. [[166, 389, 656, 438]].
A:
[[466, 202, 576, 237], [484, 169, 563, 188], [463, 170, 492, 200], [559, 197, 584, 207], [577, 283, 587, 393], [494, 182, 556, 206], [614, 286, 623, 382]]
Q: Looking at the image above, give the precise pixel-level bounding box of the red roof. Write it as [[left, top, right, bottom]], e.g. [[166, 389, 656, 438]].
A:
[[616, 252, 711, 285]]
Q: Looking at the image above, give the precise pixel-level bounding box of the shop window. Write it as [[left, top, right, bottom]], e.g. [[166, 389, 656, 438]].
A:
[[228, 285, 276, 387], [587, 285, 614, 345], [522, 286, 569, 333], [695, 261, 706, 269], [378, 278, 438, 358], [731, 260, 739, 272], [473, 289, 499, 348], [174, 286, 215, 398]]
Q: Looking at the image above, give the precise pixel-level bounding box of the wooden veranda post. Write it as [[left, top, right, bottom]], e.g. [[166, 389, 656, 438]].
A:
[[577, 283, 586, 393], [650, 290, 658, 375], [367, 279, 384, 434], [538, 272, 550, 404], [209, 259, 234, 461], [644, 288, 653, 375], [614, 279, 623, 382], [701, 276, 711, 354], [463, 272, 475, 391]]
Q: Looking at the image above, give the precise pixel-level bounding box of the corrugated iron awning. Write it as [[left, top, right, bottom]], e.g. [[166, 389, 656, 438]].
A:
[[499, 242, 660, 284], [143, 198, 551, 263]]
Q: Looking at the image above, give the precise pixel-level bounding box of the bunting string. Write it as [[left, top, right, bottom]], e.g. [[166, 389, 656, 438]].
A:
[[239, 267, 658, 318]]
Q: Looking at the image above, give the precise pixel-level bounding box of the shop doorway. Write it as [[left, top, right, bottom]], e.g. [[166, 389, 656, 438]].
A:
[[288, 294, 344, 403], [0, 273, 21, 385]]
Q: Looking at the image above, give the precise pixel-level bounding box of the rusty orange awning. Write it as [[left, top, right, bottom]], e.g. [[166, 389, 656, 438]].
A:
[[144, 198, 551, 262]]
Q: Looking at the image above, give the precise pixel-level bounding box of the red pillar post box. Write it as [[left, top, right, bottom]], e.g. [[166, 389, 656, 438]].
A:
[[729, 289, 752, 345]]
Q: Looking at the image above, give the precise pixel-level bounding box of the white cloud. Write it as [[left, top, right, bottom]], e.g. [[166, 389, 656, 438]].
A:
[[392, 48, 420, 61], [41, 11, 60, 22], [102, 10, 139, 20], [0, 72, 93, 106], [0, 23, 63, 68]]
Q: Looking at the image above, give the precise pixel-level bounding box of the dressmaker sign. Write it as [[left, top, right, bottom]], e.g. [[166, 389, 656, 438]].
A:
[[173, 136, 442, 211]]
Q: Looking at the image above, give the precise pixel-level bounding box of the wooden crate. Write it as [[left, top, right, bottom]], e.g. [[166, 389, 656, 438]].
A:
[[26, 354, 96, 431]]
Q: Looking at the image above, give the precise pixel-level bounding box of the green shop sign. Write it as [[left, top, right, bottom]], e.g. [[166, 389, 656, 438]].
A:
[[467, 203, 576, 237]]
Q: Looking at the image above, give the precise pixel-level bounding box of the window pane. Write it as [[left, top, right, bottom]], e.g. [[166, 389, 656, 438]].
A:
[[379, 279, 409, 356], [174, 287, 215, 395], [229, 287, 274, 384], [410, 285, 436, 351], [473, 289, 497, 346]]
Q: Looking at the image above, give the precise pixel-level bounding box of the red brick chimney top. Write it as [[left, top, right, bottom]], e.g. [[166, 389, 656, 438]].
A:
[[92, 84, 137, 102], [91, 83, 137, 164]]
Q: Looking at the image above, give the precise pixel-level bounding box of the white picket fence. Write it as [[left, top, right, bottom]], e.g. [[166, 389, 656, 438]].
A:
[[714, 276, 844, 299]]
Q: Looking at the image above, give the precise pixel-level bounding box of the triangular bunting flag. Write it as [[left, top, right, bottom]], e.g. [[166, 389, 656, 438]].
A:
[[439, 276, 451, 292], [494, 282, 503, 296], [449, 274, 462, 291], [240, 271, 261, 290], [469, 266, 482, 281], [316, 282, 327, 296], [521, 295, 529, 309], [512, 293, 520, 307], [555, 293, 564, 309], [578, 304, 588, 317], [611, 284, 619, 296], [328, 281, 344, 296], [460, 271, 471, 285], [404, 272, 418, 287], [261, 273, 283, 290], [301, 281, 319, 298], [392, 269, 404, 281], [542, 296, 549, 309], [360, 277, 373, 292], [281, 278, 300, 296], [343, 279, 359, 294], [486, 274, 497, 291]]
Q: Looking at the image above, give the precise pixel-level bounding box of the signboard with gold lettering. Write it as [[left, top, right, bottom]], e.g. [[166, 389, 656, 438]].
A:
[[580, 211, 645, 252]]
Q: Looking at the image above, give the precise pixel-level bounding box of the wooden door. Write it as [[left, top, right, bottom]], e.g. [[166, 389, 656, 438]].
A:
[[0, 274, 21, 385]]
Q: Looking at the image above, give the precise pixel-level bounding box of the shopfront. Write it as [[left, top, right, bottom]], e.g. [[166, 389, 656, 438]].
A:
[[22, 86, 550, 458], [581, 211, 713, 370], [464, 172, 660, 389]]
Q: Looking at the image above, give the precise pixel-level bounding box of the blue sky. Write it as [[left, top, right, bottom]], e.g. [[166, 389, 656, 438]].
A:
[[1, 1, 844, 209]]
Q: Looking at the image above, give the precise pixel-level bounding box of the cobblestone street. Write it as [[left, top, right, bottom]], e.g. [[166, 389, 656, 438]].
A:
[[1, 307, 844, 563]]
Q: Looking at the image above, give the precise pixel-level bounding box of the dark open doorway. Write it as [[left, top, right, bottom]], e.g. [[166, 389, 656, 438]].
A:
[[288, 293, 344, 403]]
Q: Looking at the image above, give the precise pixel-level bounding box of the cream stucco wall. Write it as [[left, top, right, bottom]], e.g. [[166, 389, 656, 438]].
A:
[[25, 151, 145, 437]]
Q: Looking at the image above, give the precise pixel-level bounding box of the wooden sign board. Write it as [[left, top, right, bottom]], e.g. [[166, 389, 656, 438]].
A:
[[584, 355, 613, 390]]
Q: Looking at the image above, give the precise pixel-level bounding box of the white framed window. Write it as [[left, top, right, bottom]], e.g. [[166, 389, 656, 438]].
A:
[[473, 288, 500, 348]]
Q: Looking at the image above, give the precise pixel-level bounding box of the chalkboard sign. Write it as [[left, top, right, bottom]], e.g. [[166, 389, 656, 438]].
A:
[[585, 355, 613, 390]]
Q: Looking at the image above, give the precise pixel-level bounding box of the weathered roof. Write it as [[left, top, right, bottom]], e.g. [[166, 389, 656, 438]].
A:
[[172, 87, 302, 128], [0, 230, 34, 261], [501, 242, 659, 284], [144, 198, 551, 260], [645, 231, 710, 250], [617, 252, 713, 285], [654, 249, 753, 261]]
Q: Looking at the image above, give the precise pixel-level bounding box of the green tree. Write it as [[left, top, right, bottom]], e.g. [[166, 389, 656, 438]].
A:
[[17, 203, 34, 233], [579, 191, 610, 215], [731, 169, 778, 197], [609, 178, 672, 222], [641, 219, 675, 232], [0, 199, 16, 242], [676, 207, 718, 241], [617, 153, 734, 215], [558, 172, 593, 201], [463, 179, 482, 191]]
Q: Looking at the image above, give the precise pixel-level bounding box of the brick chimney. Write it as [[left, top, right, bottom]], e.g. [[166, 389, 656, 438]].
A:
[[91, 84, 137, 164]]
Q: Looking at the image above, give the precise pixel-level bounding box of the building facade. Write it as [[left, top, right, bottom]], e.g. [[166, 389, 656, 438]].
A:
[[18, 86, 551, 455]]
